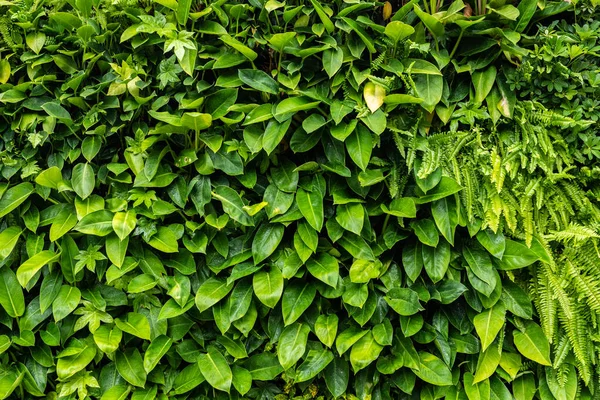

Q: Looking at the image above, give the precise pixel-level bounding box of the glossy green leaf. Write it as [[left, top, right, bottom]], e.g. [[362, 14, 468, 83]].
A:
[[115, 349, 146, 387], [198, 346, 232, 393]]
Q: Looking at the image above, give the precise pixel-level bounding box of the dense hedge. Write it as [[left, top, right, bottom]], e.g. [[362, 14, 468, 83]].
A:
[[0, 0, 599, 399]]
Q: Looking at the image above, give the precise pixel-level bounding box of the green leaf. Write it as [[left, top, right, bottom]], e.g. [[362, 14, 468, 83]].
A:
[[278, 323, 310, 370], [232, 366, 252, 395], [323, 47, 343, 78], [382, 197, 417, 218], [147, 227, 179, 253], [52, 285, 81, 322], [239, 69, 279, 94], [198, 346, 232, 393], [0, 226, 22, 260], [306, 253, 340, 288], [496, 240, 539, 270], [350, 331, 384, 373], [325, 357, 349, 397], [176, 0, 192, 23], [0, 268, 25, 318], [17, 250, 60, 288], [35, 167, 65, 190], [115, 312, 151, 340], [410, 219, 439, 247], [346, 124, 372, 171], [415, 177, 462, 204], [513, 322, 551, 366], [112, 210, 137, 241], [464, 372, 491, 400], [340, 17, 376, 53], [181, 112, 212, 130], [42, 102, 71, 120], [309, 0, 335, 33], [0, 183, 34, 219], [297, 188, 324, 232], [212, 186, 254, 226], [384, 21, 415, 43], [501, 281, 533, 319], [409, 61, 444, 113], [74, 210, 114, 236], [195, 277, 234, 313], [49, 208, 78, 242], [336, 204, 364, 235], [431, 197, 458, 245], [93, 325, 122, 354], [350, 259, 381, 283], [473, 340, 502, 383], [244, 353, 283, 381], [422, 239, 450, 283], [274, 97, 321, 122], [116, 349, 146, 387], [172, 363, 205, 394], [473, 303, 505, 352], [512, 374, 537, 400], [385, 288, 421, 316], [514, 0, 537, 32], [413, 352, 453, 385], [252, 267, 284, 308], [476, 229, 505, 259], [472, 66, 497, 104], [296, 349, 334, 383], [143, 335, 173, 373], [282, 281, 316, 326], [56, 341, 96, 380], [413, 5, 444, 36], [72, 163, 95, 200], [252, 224, 284, 264], [315, 314, 338, 348], [338, 233, 375, 261]]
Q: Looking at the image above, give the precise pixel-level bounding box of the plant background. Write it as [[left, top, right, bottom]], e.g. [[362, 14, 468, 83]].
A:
[[0, 0, 599, 399]]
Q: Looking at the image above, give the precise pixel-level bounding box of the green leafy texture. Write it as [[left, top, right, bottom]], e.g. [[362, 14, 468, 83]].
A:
[[0, 0, 592, 396]]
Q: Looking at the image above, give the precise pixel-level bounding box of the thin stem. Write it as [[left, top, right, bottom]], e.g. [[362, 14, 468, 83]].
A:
[[381, 214, 391, 236], [450, 29, 464, 59]]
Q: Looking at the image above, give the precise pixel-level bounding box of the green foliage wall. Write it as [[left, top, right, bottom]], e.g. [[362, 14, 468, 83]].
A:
[[0, 0, 599, 399]]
